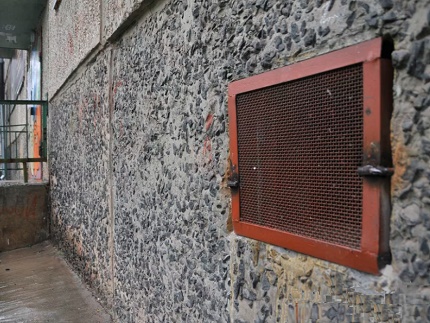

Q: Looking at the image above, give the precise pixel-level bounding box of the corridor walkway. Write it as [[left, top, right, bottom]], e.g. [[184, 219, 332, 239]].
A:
[[0, 241, 111, 322]]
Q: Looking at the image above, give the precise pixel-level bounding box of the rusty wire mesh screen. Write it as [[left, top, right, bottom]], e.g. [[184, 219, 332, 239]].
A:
[[236, 64, 363, 249]]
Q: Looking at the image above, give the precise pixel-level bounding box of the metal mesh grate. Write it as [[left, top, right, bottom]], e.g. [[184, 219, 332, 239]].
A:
[[236, 64, 363, 249]]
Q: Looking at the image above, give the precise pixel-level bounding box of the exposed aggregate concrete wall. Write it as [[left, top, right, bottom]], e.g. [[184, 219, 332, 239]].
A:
[[44, 0, 101, 98], [49, 52, 113, 305], [48, 0, 430, 321], [103, 0, 153, 41]]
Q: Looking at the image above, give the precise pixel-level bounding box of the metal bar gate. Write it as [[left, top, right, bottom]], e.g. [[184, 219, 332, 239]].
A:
[[0, 100, 47, 182]]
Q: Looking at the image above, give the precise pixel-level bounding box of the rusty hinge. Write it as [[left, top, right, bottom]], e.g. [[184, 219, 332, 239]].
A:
[[228, 175, 239, 189], [228, 161, 240, 189], [357, 165, 394, 177]]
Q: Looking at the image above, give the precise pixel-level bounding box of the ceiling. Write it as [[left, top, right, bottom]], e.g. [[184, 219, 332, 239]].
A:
[[0, 0, 47, 58]]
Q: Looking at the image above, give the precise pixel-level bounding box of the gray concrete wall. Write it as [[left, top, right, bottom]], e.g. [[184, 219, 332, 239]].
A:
[[47, 0, 430, 321], [43, 0, 101, 99], [49, 52, 113, 305], [0, 182, 49, 251], [42, 0, 157, 100]]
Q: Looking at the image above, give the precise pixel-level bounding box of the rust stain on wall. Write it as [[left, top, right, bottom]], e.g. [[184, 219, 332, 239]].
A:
[[226, 211, 233, 233], [251, 241, 260, 266], [391, 137, 409, 196]]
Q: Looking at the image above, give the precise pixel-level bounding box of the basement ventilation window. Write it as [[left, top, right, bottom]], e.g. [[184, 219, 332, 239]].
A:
[[228, 38, 393, 274]]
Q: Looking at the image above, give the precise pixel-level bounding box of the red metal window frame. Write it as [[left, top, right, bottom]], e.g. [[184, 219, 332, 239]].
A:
[[228, 38, 393, 274]]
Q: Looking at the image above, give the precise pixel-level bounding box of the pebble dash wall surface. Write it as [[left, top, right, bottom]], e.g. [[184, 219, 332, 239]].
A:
[[50, 52, 113, 304], [48, 0, 430, 321]]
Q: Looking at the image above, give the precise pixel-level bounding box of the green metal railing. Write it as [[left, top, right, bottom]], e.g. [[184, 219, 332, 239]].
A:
[[0, 100, 48, 182]]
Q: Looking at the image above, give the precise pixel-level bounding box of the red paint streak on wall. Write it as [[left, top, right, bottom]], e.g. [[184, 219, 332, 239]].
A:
[[119, 121, 124, 138], [68, 33, 74, 54], [202, 136, 213, 164], [93, 94, 100, 126], [205, 113, 214, 131], [113, 81, 123, 95]]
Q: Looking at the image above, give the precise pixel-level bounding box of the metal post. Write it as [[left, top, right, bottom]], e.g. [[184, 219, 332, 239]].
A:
[[0, 60, 5, 179], [0, 58, 4, 101], [42, 102, 47, 159], [23, 162, 28, 183], [26, 103, 29, 159], [1, 105, 5, 179], [6, 104, 9, 160], [0, 100, 48, 182]]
